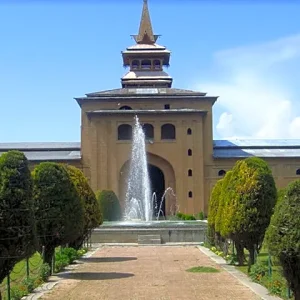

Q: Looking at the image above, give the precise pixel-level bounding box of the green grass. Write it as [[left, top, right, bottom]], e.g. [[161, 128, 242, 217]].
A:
[[235, 251, 291, 299], [0, 252, 43, 300], [186, 266, 220, 273]]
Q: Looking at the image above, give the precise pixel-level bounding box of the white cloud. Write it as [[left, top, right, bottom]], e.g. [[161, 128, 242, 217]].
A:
[[197, 34, 300, 139]]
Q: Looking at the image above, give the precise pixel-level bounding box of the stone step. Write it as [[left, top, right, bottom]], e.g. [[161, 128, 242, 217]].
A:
[[138, 234, 161, 244]]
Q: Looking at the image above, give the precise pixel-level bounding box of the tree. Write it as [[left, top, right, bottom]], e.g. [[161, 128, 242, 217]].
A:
[[265, 180, 300, 300], [63, 165, 102, 249], [97, 190, 121, 221], [0, 151, 36, 298], [207, 178, 223, 245], [222, 157, 276, 266], [32, 162, 84, 266]]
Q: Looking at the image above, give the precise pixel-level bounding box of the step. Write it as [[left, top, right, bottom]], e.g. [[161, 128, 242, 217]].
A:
[[138, 234, 161, 244]]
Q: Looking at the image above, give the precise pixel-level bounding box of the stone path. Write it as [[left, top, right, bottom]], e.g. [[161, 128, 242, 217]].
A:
[[41, 246, 261, 300]]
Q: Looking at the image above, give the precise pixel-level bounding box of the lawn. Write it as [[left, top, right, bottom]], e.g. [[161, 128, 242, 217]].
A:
[[236, 251, 292, 299], [0, 252, 43, 300]]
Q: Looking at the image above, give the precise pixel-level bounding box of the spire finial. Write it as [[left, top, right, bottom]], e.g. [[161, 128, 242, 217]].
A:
[[133, 0, 158, 44]]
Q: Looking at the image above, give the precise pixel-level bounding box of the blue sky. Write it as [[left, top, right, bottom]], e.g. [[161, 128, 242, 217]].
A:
[[1, 0, 300, 142]]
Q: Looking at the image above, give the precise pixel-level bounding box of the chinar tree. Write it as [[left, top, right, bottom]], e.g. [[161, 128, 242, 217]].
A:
[[265, 180, 300, 300], [63, 164, 102, 249], [222, 157, 276, 266], [0, 151, 36, 299], [32, 162, 84, 266]]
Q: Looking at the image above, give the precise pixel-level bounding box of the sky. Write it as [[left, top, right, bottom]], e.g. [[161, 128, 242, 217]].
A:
[[0, 0, 300, 142]]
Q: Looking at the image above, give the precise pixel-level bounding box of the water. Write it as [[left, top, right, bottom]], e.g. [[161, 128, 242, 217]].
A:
[[124, 116, 178, 221], [124, 116, 152, 221]]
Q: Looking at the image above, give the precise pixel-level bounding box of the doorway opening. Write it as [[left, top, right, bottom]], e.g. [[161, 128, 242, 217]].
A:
[[148, 164, 165, 217]]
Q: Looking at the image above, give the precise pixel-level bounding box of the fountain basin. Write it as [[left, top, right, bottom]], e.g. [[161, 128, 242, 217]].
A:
[[91, 220, 208, 244]]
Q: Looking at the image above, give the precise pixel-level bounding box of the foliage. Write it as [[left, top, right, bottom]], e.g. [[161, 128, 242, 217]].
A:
[[0, 150, 36, 288], [186, 266, 220, 273], [175, 212, 196, 220], [60, 247, 79, 264], [32, 162, 84, 266], [220, 158, 277, 265], [195, 211, 205, 220], [63, 165, 102, 249], [215, 171, 233, 236], [97, 190, 121, 221], [207, 179, 223, 228], [249, 261, 268, 282], [39, 263, 51, 282], [54, 252, 69, 273], [21, 277, 35, 293], [265, 180, 300, 300]]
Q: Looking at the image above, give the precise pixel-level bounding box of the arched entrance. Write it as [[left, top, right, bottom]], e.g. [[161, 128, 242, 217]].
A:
[[119, 152, 176, 217], [148, 164, 165, 217]]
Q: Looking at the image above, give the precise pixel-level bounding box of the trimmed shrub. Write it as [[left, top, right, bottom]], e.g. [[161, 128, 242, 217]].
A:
[[32, 162, 84, 267], [97, 190, 121, 221], [221, 157, 276, 266], [0, 151, 36, 292], [63, 165, 102, 249], [265, 180, 300, 300]]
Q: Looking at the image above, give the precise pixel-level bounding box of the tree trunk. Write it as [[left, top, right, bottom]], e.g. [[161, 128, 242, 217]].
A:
[[293, 287, 300, 300], [44, 247, 55, 275], [235, 242, 245, 266], [249, 247, 255, 266], [0, 290, 2, 300]]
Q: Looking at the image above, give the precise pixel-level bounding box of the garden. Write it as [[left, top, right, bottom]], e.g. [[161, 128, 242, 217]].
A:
[[206, 157, 300, 300], [0, 150, 119, 300]]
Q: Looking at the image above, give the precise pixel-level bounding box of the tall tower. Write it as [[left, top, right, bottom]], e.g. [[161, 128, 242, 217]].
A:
[[121, 0, 172, 88]]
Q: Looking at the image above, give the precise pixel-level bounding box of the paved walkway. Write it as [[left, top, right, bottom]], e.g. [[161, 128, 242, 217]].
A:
[[41, 246, 260, 300]]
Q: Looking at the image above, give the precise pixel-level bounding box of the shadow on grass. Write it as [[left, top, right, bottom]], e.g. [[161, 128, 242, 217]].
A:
[[80, 257, 137, 263], [58, 272, 134, 280]]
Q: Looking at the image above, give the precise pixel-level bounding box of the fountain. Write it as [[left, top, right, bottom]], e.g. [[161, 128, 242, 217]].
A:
[[91, 116, 207, 244], [124, 116, 152, 221]]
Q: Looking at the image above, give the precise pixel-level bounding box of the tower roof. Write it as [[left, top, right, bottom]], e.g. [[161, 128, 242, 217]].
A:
[[132, 0, 159, 44]]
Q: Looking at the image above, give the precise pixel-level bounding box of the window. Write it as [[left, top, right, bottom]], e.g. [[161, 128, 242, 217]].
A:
[[143, 123, 154, 140], [188, 169, 192, 176], [118, 124, 132, 140], [161, 124, 176, 140], [154, 60, 161, 70], [188, 149, 192, 156], [218, 170, 226, 177], [141, 59, 151, 70], [296, 169, 300, 175], [119, 106, 132, 110], [187, 128, 192, 135], [132, 60, 140, 70], [188, 191, 193, 198], [164, 104, 170, 109]]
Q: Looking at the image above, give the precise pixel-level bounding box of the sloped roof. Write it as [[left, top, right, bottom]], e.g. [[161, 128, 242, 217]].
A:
[[84, 87, 207, 97], [214, 139, 300, 158]]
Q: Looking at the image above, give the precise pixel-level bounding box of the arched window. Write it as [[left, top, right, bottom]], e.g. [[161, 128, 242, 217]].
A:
[[132, 60, 140, 70], [218, 170, 226, 177], [118, 124, 132, 140], [141, 59, 151, 70], [143, 123, 154, 140], [296, 169, 300, 175], [161, 124, 176, 140], [188, 169, 192, 177], [188, 149, 192, 156], [119, 106, 132, 110], [154, 59, 161, 70], [187, 128, 192, 135], [188, 191, 193, 198]]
